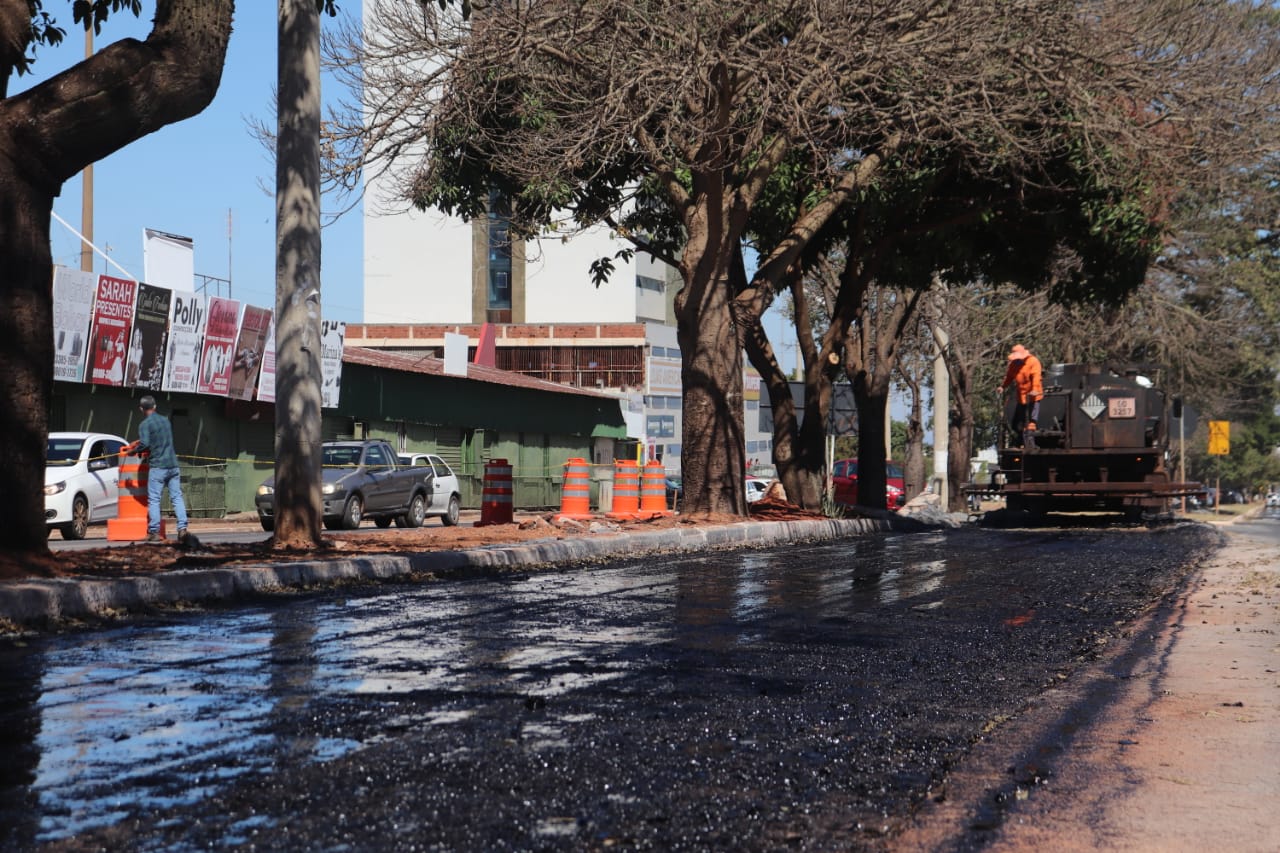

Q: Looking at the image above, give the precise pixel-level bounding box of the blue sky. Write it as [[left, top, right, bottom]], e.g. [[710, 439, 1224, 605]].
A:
[[26, 4, 365, 324], [23, 5, 818, 377]]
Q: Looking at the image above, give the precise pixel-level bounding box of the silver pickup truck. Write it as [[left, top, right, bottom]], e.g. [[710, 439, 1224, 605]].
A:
[[255, 440, 447, 531]]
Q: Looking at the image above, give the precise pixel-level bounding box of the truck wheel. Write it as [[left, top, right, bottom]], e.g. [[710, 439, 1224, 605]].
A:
[[442, 494, 461, 526], [403, 494, 427, 528], [259, 516, 275, 532], [340, 495, 364, 530], [61, 495, 90, 540], [374, 517, 394, 528]]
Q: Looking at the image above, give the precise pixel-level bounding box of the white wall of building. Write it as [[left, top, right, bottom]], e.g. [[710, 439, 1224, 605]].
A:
[[523, 226, 637, 323], [365, 207, 640, 324], [364, 205, 474, 324]]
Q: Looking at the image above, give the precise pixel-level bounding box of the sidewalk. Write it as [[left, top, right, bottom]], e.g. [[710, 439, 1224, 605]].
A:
[[897, 508, 1280, 851]]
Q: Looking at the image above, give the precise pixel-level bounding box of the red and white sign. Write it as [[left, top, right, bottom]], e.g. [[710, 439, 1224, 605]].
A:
[[87, 275, 137, 387], [197, 296, 241, 397]]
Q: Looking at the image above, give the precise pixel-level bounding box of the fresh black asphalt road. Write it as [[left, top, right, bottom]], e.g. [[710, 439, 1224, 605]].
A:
[[0, 523, 1222, 851]]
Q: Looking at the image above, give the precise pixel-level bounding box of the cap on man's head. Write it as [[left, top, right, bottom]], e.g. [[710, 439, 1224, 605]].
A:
[[1008, 344, 1030, 362], [139, 395, 157, 411]]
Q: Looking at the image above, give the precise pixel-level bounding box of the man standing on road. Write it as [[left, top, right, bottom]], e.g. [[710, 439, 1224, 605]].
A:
[[999, 344, 1044, 448], [128, 395, 189, 543]]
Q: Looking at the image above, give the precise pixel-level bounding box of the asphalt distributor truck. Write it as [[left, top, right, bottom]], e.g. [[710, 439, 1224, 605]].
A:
[[966, 364, 1200, 521]]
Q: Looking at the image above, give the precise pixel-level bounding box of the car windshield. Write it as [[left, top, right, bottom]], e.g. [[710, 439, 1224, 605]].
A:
[[887, 463, 904, 478], [322, 446, 360, 468], [47, 437, 86, 466]]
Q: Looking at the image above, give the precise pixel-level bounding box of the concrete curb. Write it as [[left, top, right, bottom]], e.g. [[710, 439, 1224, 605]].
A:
[[1, 516, 893, 631]]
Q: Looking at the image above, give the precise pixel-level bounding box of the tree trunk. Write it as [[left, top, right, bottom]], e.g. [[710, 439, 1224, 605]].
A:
[[940, 335, 976, 511], [0, 176, 56, 555], [675, 200, 746, 516], [676, 283, 746, 516], [0, 0, 233, 559], [843, 283, 923, 511], [852, 383, 890, 509], [788, 359, 834, 510], [902, 374, 925, 501], [741, 264, 827, 511], [273, 0, 325, 548], [949, 412, 974, 508]]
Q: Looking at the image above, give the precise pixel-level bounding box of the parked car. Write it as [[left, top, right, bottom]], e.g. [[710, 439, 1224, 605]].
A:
[[255, 440, 456, 531], [45, 431, 128, 539], [831, 458, 907, 511], [1266, 492, 1280, 509], [665, 476, 682, 509], [745, 477, 769, 504], [396, 453, 463, 526]]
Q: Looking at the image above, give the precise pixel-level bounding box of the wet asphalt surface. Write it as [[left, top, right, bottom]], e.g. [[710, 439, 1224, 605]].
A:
[[0, 522, 1222, 851]]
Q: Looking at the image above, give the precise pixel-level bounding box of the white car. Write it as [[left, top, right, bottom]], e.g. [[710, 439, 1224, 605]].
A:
[[745, 477, 769, 503], [396, 453, 463, 525], [1267, 492, 1280, 509], [46, 431, 128, 539]]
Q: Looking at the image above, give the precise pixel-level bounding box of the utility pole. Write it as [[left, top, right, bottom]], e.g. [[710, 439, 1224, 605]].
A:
[[930, 280, 950, 510], [932, 327, 950, 509]]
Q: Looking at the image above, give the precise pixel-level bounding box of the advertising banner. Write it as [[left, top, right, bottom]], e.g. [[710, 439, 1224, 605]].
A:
[[197, 296, 241, 397], [51, 267, 97, 383], [126, 283, 172, 390], [228, 305, 272, 401], [646, 356, 682, 396], [321, 319, 346, 409], [256, 318, 277, 403], [161, 292, 206, 393], [87, 275, 137, 386]]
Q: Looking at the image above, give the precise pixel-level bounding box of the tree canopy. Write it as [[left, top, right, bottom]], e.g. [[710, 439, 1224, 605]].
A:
[[330, 0, 1280, 514]]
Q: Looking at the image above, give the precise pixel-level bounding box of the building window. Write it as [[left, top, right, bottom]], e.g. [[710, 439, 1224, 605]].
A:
[[487, 193, 512, 312]]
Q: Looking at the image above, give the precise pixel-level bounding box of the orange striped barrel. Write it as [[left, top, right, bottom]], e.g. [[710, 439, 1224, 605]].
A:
[[107, 451, 154, 541], [558, 458, 592, 517], [478, 458, 514, 525], [608, 459, 640, 518], [640, 459, 671, 515]]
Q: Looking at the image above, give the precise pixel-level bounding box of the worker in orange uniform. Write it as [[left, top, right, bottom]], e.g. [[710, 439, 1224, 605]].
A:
[[998, 344, 1043, 448]]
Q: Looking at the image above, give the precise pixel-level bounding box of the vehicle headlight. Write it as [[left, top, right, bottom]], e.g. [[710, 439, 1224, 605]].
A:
[[45, 481, 66, 496], [257, 484, 274, 496], [322, 483, 340, 495]]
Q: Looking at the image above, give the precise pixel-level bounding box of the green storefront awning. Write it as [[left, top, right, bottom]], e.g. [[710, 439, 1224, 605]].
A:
[[591, 423, 628, 439]]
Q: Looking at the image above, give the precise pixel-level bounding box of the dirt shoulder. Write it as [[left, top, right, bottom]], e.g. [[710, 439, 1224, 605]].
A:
[[896, 520, 1280, 852]]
